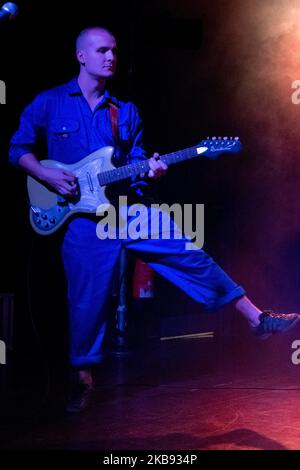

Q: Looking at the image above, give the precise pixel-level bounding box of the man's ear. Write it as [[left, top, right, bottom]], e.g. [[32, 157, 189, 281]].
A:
[[76, 49, 85, 66]]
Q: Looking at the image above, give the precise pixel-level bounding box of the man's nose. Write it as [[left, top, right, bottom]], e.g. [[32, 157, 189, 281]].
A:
[[106, 50, 114, 60]]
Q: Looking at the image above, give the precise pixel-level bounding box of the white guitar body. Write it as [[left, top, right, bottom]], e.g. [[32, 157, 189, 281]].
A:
[[28, 146, 116, 235]]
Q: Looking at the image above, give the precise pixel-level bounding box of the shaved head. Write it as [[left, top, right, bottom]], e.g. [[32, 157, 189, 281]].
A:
[[75, 26, 118, 80], [76, 27, 115, 51]]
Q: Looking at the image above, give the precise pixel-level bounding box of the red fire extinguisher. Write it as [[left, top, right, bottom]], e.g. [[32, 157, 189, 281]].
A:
[[132, 258, 155, 298]]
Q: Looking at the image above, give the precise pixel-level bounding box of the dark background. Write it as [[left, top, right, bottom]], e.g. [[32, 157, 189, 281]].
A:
[[1, 0, 300, 376]]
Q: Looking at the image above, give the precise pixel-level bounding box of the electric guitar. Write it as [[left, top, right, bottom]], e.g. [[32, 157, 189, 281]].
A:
[[27, 137, 241, 235]]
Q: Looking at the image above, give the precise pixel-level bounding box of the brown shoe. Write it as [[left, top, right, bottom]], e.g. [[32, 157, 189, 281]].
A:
[[66, 383, 94, 413]]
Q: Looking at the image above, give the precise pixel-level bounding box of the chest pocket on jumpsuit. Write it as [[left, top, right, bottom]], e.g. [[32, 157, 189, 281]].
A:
[[49, 119, 80, 161]]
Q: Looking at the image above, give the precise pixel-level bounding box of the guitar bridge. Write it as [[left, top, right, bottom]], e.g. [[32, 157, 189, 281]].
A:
[[30, 205, 40, 215], [57, 195, 69, 206]]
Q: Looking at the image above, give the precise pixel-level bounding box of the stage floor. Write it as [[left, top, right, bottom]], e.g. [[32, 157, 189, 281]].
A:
[[1, 324, 300, 451]]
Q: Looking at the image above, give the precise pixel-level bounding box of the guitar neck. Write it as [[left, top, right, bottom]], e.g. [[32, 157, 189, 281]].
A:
[[97, 145, 202, 186]]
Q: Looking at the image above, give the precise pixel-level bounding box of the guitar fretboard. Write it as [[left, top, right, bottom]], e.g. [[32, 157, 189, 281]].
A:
[[97, 145, 203, 186]]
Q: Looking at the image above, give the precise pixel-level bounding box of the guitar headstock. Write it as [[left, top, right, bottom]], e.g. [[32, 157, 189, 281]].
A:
[[196, 136, 242, 160]]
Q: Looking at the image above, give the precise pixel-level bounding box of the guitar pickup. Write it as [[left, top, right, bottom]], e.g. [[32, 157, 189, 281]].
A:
[[86, 172, 94, 192]]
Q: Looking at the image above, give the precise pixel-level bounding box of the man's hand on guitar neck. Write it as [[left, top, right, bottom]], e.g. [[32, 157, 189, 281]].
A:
[[143, 152, 168, 179], [19, 153, 78, 198]]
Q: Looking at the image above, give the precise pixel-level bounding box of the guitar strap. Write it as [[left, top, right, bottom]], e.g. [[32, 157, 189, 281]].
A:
[[108, 102, 119, 145]]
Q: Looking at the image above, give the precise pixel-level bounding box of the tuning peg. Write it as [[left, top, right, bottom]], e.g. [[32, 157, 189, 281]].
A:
[[218, 136, 222, 140], [230, 136, 233, 140], [207, 136, 210, 139], [234, 136, 239, 140], [212, 136, 217, 140], [223, 136, 228, 140]]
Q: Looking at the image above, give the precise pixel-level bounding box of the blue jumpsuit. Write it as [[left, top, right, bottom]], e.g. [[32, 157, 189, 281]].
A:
[[10, 78, 245, 367]]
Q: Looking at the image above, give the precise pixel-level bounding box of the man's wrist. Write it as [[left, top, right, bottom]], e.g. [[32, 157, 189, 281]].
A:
[[35, 165, 48, 182]]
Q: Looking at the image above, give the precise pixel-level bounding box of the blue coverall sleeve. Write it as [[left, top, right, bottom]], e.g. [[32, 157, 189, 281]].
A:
[[9, 93, 47, 166]]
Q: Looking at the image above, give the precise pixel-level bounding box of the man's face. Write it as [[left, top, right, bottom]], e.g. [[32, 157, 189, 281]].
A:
[[77, 30, 117, 80]]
